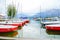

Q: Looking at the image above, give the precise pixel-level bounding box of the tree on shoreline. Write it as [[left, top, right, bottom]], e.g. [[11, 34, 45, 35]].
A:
[[7, 5, 16, 19]]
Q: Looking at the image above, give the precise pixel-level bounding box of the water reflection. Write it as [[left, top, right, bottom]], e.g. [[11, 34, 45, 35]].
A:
[[46, 30, 60, 35], [0, 31, 18, 37], [41, 25, 46, 29]]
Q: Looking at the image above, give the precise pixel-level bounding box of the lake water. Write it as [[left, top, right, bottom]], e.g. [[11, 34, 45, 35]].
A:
[[23, 20, 60, 39]]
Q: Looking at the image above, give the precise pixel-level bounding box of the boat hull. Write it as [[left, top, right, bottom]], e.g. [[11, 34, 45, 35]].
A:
[[45, 25, 60, 30], [0, 25, 18, 32]]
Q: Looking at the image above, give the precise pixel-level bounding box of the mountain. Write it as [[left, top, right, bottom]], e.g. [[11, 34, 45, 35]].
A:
[[33, 9, 60, 18], [15, 9, 60, 18], [15, 13, 29, 19]]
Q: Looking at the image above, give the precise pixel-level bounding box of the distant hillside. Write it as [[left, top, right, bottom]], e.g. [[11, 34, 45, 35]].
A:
[[15, 13, 29, 19], [15, 9, 60, 18], [33, 9, 60, 18]]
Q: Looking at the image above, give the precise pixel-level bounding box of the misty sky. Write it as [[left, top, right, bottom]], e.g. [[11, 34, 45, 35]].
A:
[[0, 0, 60, 16]]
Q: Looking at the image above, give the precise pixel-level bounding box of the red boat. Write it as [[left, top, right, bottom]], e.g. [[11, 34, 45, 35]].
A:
[[0, 20, 29, 31], [24, 20, 30, 23], [0, 21, 24, 27], [6, 22, 23, 27], [45, 24, 60, 30], [0, 25, 18, 32]]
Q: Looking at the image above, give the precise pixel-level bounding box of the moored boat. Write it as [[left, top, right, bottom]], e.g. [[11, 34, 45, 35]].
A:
[[0, 25, 18, 32], [45, 24, 60, 30]]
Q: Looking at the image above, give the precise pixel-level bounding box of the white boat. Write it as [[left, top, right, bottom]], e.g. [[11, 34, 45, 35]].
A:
[[41, 21, 60, 28], [41, 21, 60, 24], [40, 17, 60, 27]]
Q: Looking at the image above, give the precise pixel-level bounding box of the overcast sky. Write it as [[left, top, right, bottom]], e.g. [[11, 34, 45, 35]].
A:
[[0, 0, 60, 16]]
